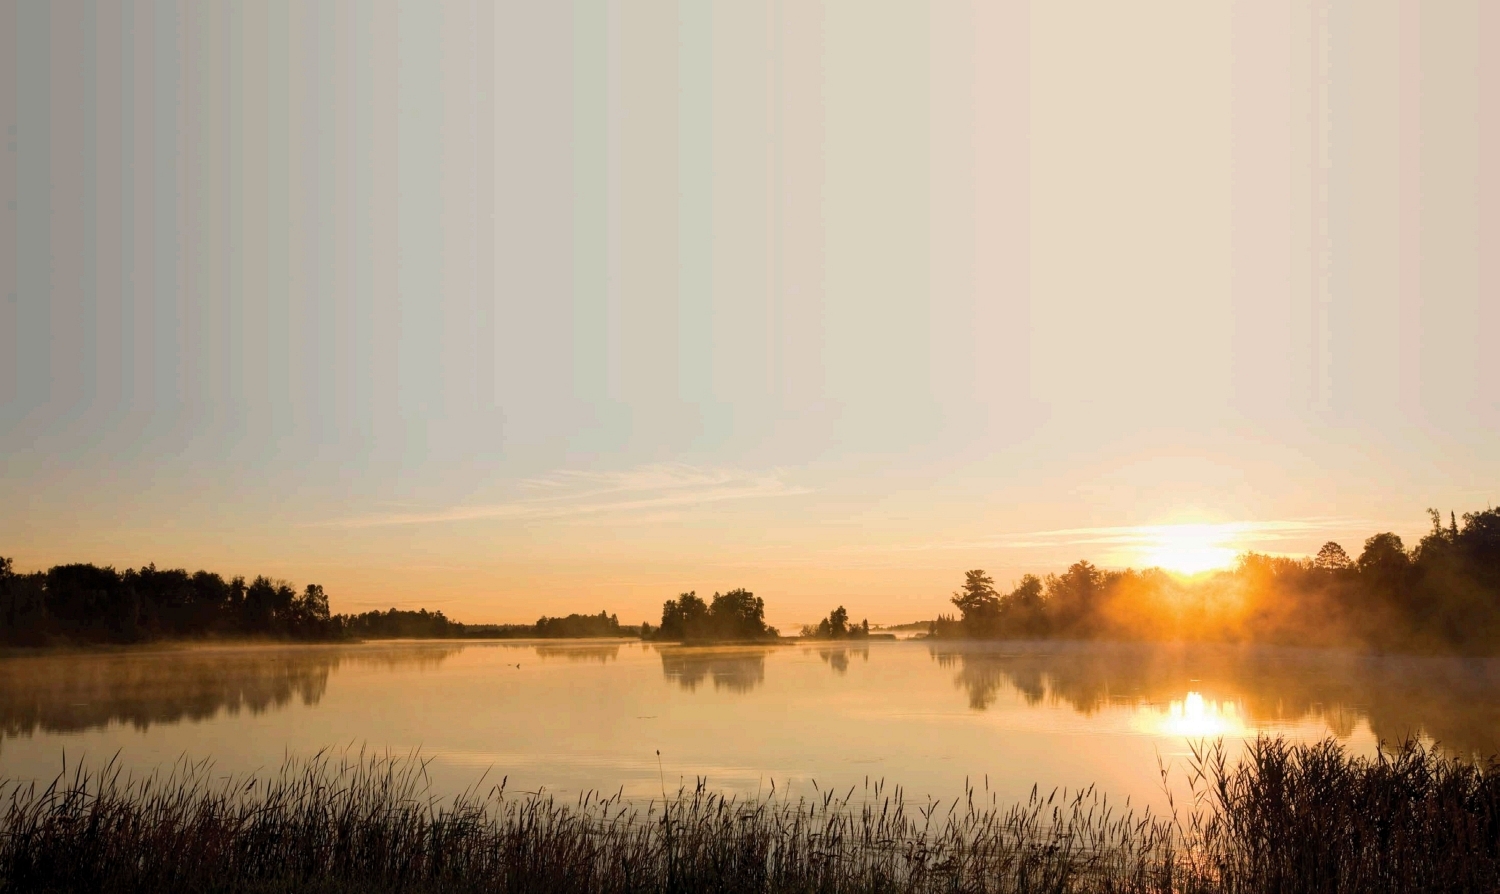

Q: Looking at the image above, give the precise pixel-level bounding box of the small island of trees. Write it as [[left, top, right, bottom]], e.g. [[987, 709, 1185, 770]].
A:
[[800, 605, 870, 640], [650, 589, 778, 642]]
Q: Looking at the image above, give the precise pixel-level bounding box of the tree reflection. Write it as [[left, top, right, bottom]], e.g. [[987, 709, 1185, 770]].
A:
[[928, 642, 1500, 757], [814, 645, 868, 675], [0, 644, 460, 740], [534, 643, 621, 664], [657, 646, 768, 693]]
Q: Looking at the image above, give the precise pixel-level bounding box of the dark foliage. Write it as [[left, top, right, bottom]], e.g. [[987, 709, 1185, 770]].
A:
[[0, 559, 641, 646], [655, 589, 778, 642], [935, 506, 1500, 653], [341, 608, 459, 640], [0, 558, 337, 645], [3, 737, 1497, 892], [801, 605, 870, 640], [533, 611, 625, 638]]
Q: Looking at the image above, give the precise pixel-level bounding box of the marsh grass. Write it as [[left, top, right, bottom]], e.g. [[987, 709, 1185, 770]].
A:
[[1172, 737, 1500, 893], [1, 738, 1497, 893]]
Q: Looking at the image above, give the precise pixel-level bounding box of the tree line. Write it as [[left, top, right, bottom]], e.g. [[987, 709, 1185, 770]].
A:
[[0, 561, 338, 644], [341, 608, 634, 640], [0, 559, 642, 646], [934, 506, 1500, 653]]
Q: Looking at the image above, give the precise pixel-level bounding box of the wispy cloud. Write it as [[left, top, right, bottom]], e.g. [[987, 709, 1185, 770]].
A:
[[839, 518, 1376, 556], [309, 464, 810, 529], [989, 519, 1365, 552]]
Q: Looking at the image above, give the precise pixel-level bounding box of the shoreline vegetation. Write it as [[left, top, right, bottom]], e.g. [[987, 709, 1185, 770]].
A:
[[923, 506, 1500, 654], [800, 605, 871, 640], [5, 506, 1497, 653], [0, 555, 650, 648], [3, 736, 1498, 893], [647, 589, 779, 643]]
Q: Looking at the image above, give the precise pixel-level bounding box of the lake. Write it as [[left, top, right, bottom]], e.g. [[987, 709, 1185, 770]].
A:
[[4, 639, 1499, 812]]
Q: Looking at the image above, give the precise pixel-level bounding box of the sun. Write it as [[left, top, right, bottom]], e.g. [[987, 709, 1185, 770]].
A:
[[1139, 523, 1238, 575]]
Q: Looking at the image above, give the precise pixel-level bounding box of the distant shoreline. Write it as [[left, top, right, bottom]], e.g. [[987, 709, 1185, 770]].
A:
[[8, 633, 1489, 662], [0, 633, 645, 658], [0, 633, 891, 657]]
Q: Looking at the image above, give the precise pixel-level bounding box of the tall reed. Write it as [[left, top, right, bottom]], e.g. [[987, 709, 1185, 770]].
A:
[[2, 737, 1497, 893]]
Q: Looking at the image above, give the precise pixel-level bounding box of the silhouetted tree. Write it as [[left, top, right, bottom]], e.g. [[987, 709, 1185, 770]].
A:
[[1358, 533, 1412, 608], [1000, 574, 1048, 637], [658, 591, 709, 640], [952, 570, 999, 616], [1456, 508, 1500, 590], [802, 606, 870, 639], [950, 570, 1001, 635], [1358, 533, 1409, 577], [1046, 562, 1106, 636], [655, 589, 776, 641], [1315, 542, 1354, 571], [0, 556, 13, 629], [708, 589, 776, 640]]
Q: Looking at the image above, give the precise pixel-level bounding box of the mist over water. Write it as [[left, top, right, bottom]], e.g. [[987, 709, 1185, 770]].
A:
[[2, 640, 1498, 811]]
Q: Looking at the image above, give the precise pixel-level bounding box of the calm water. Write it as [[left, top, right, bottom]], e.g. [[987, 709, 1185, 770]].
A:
[[4, 640, 1499, 811]]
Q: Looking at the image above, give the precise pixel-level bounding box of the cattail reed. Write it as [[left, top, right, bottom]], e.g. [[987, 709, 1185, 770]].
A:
[[2, 737, 1498, 892]]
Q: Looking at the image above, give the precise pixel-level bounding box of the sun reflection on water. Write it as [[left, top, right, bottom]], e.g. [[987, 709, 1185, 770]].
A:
[[1152, 691, 1246, 739]]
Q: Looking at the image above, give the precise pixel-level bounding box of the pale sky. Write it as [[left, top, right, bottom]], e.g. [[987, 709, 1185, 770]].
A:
[[3, 1, 1496, 628]]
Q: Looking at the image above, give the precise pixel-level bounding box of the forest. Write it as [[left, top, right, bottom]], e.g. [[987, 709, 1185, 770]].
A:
[[0, 561, 340, 645], [934, 506, 1500, 653], [0, 560, 640, 646]]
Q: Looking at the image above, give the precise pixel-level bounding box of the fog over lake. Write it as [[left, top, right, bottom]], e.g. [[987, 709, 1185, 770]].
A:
[[4, 640, 1499, 811]]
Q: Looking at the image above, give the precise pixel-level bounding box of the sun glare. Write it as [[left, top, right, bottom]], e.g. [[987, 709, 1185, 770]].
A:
[[1157, 692, 1244, 739], [1139, 523, 1239, 575]]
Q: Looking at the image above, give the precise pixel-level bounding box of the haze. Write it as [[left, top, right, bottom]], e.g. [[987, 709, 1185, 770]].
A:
[[3, 1, 1496, 627]]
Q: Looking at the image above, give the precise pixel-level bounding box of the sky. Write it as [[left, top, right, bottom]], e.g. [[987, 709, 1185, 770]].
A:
[[3, 0, 1497, 628]]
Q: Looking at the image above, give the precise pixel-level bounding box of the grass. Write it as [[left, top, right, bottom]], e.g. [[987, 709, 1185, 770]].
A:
[[2, 737, 1498, 893]]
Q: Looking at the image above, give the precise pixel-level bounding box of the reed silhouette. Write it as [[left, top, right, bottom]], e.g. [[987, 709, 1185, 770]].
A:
[[4, 736, 1497, 892]]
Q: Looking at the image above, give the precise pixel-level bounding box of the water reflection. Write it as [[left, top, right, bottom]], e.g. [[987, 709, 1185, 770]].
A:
[[929, 642, 1500, 756], [0, 644, 459, 740], [1155, 692, 1246, 739], [6, 637, 1500, 805], [535, 643, 622, 664], [657, 646, 769, 693], [814, 645, 868, 675]]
